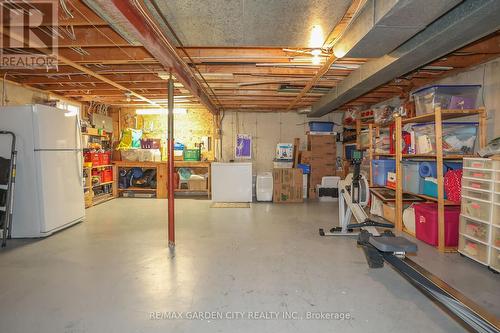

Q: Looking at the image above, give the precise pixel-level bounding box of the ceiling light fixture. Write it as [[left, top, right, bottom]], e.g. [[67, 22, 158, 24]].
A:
[[125, 92, 132, 102], [309, 25, 324, 49]]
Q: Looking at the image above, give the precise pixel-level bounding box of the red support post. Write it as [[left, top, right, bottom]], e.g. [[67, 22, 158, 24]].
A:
[[167, 75, 175, 248]]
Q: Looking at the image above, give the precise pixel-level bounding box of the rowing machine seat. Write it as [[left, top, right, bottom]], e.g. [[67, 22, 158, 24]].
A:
[[369, 236, 417, 253]]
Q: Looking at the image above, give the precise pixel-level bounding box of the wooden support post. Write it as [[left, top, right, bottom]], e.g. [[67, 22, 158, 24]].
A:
[[368, 124, 373, 187], [293, 138, 300, 167], [478, 108, 487, 149], [394, 116, 403, 231], [167, 74, 175, 248], [435, 107, 446, 253]]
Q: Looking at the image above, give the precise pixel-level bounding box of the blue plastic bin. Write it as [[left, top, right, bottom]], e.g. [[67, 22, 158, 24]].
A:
[[297, 163, 310, 174], [402, 161, 424, 194], [423, 177, 447, 199], [309, 121, 334, 132], [372, 159, 396, 186]]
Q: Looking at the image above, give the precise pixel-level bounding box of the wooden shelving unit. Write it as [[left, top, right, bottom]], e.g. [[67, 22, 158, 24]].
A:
[[82, 128, 114, 208], [367, 108, 487, 253], [398, 108, 486, 252]]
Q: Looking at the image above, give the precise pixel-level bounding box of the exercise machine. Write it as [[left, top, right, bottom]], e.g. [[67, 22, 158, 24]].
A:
[[319, 149, 393, 237], [318, 149, 499, 332]]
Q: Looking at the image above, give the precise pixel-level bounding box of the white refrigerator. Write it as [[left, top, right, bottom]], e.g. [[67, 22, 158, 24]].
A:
[[0, 105, 85, 237]]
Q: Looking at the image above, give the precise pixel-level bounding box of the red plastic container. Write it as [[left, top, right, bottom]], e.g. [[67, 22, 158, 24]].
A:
[[102, 169, 113, 183], [99, 152, 111, 166], [84, 152, 101, 166], [414, 203, 460, 246]]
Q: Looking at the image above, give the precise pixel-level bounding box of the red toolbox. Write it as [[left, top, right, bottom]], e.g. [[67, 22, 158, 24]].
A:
[[414, 203, 460, 246]]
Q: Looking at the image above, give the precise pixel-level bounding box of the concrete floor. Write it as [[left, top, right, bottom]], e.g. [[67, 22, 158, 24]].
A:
[[0, 198, 498, 333]]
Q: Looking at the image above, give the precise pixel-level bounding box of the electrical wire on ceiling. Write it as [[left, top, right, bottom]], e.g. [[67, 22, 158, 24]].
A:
[[66, 1, 203, 110], [140, 0, 225, 113]]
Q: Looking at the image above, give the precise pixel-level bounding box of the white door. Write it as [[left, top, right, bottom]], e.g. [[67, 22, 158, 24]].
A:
[[32, 105, 81, 150], [35, 150, 84, 233]]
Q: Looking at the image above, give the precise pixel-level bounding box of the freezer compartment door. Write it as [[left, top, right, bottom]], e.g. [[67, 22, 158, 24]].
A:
[[35, 150, 84, 234], [33, 104, 81, 150]]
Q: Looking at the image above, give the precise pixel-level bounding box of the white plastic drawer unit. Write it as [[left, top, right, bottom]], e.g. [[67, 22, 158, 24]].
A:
[[461, 187, 492, 202], [462, 168, 494, 181], [494, 202, 500, 227], [459, 235, 489, 265], [461, 197, 491, 222], [490, 247, 500, 273], [463, 158, 494, 170], [491, 225, 500, 249], [462, 177, 494, 192], [459, 215, 490, 244]]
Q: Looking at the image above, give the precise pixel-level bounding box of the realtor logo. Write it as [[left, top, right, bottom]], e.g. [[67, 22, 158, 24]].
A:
[[0, 0, 58, 69]]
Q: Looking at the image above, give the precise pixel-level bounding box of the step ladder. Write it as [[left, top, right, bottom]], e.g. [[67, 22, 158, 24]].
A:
[[0, 131, 17, 247]]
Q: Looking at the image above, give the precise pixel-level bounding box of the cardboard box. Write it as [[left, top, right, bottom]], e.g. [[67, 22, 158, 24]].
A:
[[308, 134, 336, 147], [300, 151, 312, 164], [188, 178, 207, 190], [276, 143, 294, 160], [273, 168, 303, 203]]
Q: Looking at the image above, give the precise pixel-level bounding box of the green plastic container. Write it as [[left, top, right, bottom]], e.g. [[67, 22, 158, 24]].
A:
[[183, 149, 201, 161]]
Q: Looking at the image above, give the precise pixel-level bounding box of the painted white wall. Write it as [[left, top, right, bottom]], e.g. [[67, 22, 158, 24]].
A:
[[433, 56, 500, 139], [221, 111, 342, 173]]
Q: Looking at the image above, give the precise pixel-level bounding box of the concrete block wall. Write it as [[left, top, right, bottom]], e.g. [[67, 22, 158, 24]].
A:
[[220, 111, 342, 174]]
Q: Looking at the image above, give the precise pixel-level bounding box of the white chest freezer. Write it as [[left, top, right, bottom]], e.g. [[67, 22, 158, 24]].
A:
[[211, 162, 252, 202]]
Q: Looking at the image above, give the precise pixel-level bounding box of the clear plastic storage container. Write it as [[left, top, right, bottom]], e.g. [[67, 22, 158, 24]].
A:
[[461, 187, 492, 202], [462, 178, 494, 192], [463, 158, 493, 170], [462, 168, 494, 181], [461, 197, 491, 222], [412, 84, 481, 115], [491, 225, 500, 249], [459, 215, 490, 244], [493, 203, 500, 227], [459, 235, 488, 264], [413, 122, 478, 155], [490, 247, 500, 272]]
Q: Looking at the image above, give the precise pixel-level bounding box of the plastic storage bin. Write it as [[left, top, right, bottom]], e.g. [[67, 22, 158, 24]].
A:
[[461, 187, 492, 202], [461, 178, 493, 192], [491, 225, 500, 248], [256, 172, 273, 202], [463, 158, 494, 170], [461, 197, 491, 222], [309, 121, 334, 132], [493, 203, 500, 227], [422, 177, 446, 199], [460, 215, 490, 244], [414, 203, 460, 246], [413, 122, 478, 155], [412, 84, 481, 115], [459, 235, 489, 264], [371, 159, 396, 186], [462, 168, 494, 181], [183, 149, 201, 161], [490, 248, 500, 272], [402, 161, 424, 194]]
